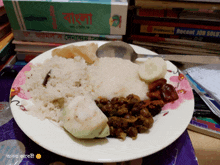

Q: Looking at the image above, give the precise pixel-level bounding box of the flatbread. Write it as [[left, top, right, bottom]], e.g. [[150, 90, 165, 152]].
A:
[[52, 43, 98, 64], [62, 95, 110, 139]]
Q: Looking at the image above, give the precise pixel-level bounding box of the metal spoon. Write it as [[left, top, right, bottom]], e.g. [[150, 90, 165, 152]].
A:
[[96, 41, 220, 64]]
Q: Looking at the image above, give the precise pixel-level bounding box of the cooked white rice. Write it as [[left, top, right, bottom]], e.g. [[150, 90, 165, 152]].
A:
[[21, 56, 149, 123], [88, 57, 148, 100]]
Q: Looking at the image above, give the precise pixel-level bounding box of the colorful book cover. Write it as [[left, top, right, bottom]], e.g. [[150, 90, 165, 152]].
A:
[[184, 69, 220, 139], [133, 19, 220, 30], [130, 33, 220, 44], [137, 8, 179, 18], [132, 40, 220, 55], [137, 8, 166, 17], [129, 35, 220, 51], [132, 21, 220, 39], [0, 32, 13, 51], [3, 0, 128, 35], [189, 117, 220, 139]]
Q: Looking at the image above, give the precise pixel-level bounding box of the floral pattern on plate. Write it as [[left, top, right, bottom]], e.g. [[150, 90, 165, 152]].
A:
[[10, 63, 32, 100], [163, 70, 194, 111]]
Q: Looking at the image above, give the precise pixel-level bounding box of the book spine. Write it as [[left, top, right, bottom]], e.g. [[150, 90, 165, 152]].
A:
[[0, 40, 15, 64], [136, 9, 220, 23], [135, 0, 220, 10], [0, 33, 14, 51], [188, 119, 220, 139], [12, 40, 64, 47], [14, 47, 51, 54], [12, 30, 123, 44], [132, 23, 220, 39], [0, 13, 9, 24], [137, 8, 179, 18], [0, 22, 11, 39], [132, 40, 220, 55], [133, 19, 220, 31], [14, 44, 62, 52], [14, 48, 45, 54], [16, 53, 39, 62], [0, 55, 16, 71], [129, 33, 220, 44], [137, 8, 166, 17], [129, 35, 220, 51]]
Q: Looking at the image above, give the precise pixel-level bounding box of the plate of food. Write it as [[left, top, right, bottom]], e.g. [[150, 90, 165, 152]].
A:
[[10, 41, 194, 163]]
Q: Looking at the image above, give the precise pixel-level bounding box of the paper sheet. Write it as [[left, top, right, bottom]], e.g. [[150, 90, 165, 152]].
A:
[[185, 64, 220, 102]]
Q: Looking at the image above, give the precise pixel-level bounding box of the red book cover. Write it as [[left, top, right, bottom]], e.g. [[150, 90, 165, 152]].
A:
[[133, 19, 220, 31], [137, 8, 178, 18], [137, 8, 165, 17], [166, 9, 179, 18], [129, 34, 166, 42]]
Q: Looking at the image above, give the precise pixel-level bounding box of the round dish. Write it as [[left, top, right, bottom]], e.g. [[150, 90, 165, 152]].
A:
[[10, 41, 194, 163]]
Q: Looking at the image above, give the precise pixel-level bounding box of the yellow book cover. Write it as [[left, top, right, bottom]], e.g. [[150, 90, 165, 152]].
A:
[[0, 32, 13, 51], [140, 25, 175, 34]]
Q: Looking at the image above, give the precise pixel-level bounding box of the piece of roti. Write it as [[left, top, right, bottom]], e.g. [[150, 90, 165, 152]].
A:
[[62, 95, 110, 139], [52, 43, 98, 64]]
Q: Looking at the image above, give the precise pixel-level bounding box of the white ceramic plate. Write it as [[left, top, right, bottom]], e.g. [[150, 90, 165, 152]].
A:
[[10, 41, 194, 163]]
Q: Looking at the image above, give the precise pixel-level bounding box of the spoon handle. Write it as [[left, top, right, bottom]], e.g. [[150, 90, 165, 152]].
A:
[[138, 54, 220, 64]]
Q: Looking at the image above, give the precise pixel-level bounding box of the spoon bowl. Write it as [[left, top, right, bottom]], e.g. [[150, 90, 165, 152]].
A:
[[96, 41, 138, 62], [96, 41, 220, 64]]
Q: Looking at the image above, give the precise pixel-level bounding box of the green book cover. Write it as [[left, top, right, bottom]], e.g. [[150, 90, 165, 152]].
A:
[[3, 0, 127, 35]]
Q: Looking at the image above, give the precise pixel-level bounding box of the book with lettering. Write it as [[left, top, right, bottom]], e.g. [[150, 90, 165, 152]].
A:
[[3, 0, 128, 35], [132, 40, 220, 55], [128, 32, 220, 44], [131, 20, 220, 39], [12, 30, 123, 44], [129, 34, 220, 51], [133, 18, 220, 30], [132, 41, 220, 56]]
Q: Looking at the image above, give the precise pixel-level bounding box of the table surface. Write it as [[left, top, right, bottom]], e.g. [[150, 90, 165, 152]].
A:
[[173, 61, 220, 165], [188, 130, 220, 165]]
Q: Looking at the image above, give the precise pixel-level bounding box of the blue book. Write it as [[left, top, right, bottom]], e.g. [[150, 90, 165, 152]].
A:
[[184, 71, 220, 139]]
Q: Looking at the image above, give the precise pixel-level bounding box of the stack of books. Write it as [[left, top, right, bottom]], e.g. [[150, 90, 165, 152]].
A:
[[0, 0, 15, 70], [126, 0, 220, 56], [12, 31, 123, 62], [3, 0, 128, 62]]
